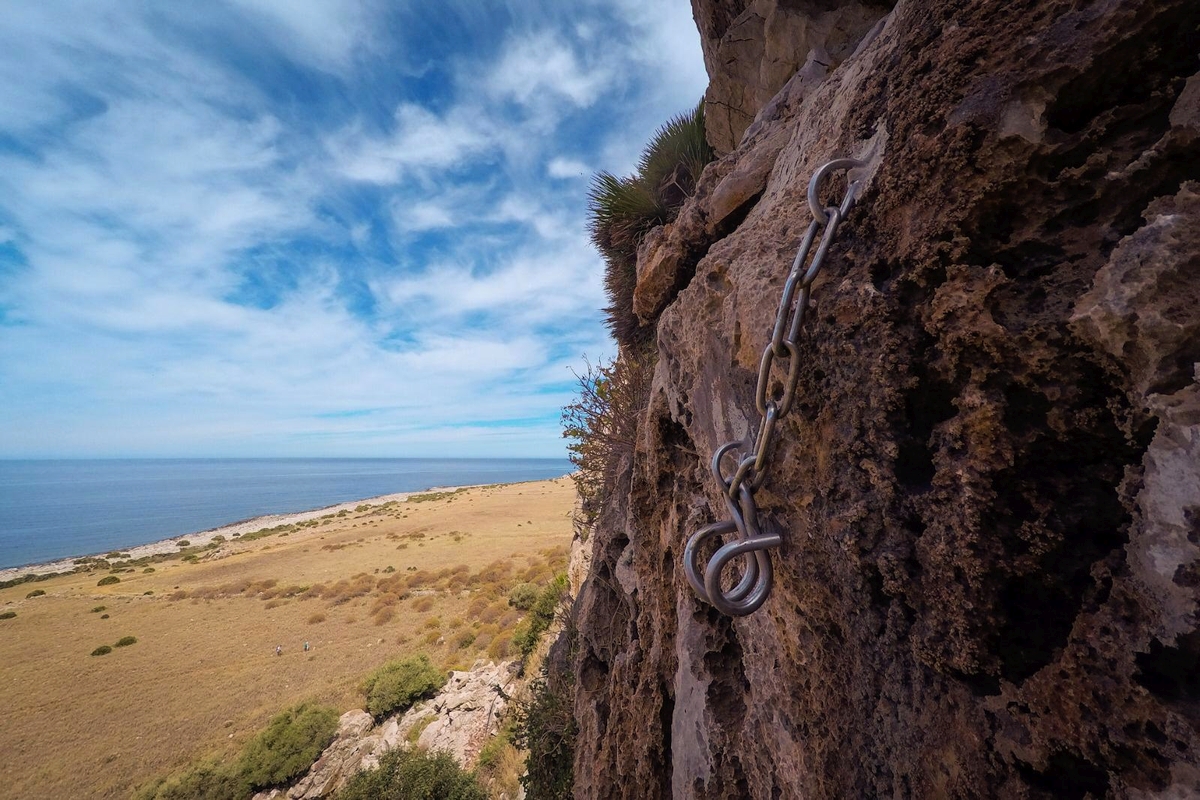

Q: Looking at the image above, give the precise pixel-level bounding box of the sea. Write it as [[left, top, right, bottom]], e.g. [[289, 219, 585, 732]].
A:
[[0, 458, 573, 571]]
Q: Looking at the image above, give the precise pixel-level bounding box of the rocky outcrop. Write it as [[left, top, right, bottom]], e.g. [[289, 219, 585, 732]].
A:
[[575, 0, 1200, 797], [253, 661, 516, 800], [392, 661, 517, 768], [690, 0, 891, 153]]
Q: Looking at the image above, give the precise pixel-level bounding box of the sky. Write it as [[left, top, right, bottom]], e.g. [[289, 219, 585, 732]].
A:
[[0, 1, 708, 459]]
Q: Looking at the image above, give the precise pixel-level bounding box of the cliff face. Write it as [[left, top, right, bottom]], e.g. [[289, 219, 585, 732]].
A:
[[573, 0, 1200, 797]]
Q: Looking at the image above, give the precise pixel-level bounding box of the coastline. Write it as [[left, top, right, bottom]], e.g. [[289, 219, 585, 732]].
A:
[[0, 477, 565, 583]]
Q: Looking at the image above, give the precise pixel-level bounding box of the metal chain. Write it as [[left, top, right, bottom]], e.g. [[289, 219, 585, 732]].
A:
[[684, 158, 865, 617]]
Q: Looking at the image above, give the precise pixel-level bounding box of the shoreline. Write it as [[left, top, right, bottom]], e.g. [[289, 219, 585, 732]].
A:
[[0, 476, 567, 582]]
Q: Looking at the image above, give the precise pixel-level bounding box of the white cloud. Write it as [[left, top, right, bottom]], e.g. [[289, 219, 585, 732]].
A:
[[0, 0, 706, 457], [330, 104, 494, 183], [485, 31, 611, 109], [547, 157, 590, 179], [222, 0, 381, 71]]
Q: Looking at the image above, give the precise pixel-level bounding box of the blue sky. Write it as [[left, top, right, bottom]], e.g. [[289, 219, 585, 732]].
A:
[[0, 1, 707, 458]]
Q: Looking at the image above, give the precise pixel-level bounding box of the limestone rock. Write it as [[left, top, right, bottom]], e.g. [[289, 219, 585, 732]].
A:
[[691, 0, 889, 153], [575, 0, 1200, 797], [403, 661, 516, 768]]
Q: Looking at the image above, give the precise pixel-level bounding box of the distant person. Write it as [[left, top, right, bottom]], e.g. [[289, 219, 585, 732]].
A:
[[276, 644, 282, 656], [303, 641, 310, 652]]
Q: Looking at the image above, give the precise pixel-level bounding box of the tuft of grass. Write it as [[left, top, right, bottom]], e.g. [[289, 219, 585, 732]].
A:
[[26, 589, 46, 598], [97, 576, 120, 587], [176, 540, 190, 548], [91, 645, 113, 656], [0, 611, 16, 620], [114, 636, 138, 648], [100, 613, 110, 619], [91, 606, 107, 613], [307, 612, 326, 624], [143, 567, 156, 573]]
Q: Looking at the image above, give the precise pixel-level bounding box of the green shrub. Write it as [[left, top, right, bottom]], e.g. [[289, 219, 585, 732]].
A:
[[176, 540, 190, 547], [97, 576, 120, 587], [236, 702, 338, 790], [0, 611, 15, 620], [334, 747, 485, 800], [132, 758, 244, 800], [91, 605, 107, 613], [514, 621, 578, 800], [114, 635, 138, 647], [361, 654, 446, 719], [507, 583, 538, 610], [91, 645, 113, 656], [144, 567, 156, 573], [514, 574, 568, 659], [25, 589, 46, 598]]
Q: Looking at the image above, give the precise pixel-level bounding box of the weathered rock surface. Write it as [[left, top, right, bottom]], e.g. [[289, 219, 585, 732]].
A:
[[393, 660, 518, 768], [576, 0, 1200, 797], [691, 0, 891, 153]]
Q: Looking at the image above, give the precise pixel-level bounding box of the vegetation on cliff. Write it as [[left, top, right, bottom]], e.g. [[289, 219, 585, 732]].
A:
[[588, 101, 713, 345]]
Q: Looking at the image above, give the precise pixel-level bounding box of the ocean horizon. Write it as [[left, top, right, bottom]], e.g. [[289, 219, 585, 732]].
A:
[[0, 457, 573, 570]]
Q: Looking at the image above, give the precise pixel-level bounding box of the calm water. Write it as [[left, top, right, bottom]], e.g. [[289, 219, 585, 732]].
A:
[[0, 458, 572, 570]]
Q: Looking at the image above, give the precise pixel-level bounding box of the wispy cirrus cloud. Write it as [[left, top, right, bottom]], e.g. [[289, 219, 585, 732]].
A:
[[0, 1, 708, 458]]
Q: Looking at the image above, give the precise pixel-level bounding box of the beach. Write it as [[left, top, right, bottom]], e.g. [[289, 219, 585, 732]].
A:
[[0, 482, 510, 583]]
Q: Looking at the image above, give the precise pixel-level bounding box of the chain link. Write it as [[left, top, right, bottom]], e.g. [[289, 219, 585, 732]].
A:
[[683, 158, 864, 617]]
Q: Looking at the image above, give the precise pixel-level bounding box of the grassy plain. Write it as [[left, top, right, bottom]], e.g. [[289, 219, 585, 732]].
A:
[[0, 477, 575, 800]]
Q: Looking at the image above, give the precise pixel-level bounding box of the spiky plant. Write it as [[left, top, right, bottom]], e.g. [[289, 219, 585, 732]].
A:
[[638, 101, 713, 210], [587, 100, 714, 345]]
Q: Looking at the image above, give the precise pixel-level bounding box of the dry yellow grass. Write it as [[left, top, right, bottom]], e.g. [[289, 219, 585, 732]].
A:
[[0, 477, 575, 800]]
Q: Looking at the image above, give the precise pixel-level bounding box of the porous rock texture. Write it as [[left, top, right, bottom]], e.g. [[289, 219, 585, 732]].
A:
[[573, 0, 1200, 797]]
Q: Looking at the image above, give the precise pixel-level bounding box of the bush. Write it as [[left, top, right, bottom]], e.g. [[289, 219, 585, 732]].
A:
[[176, 540, 190, 547], [132, 758, 244, 800], [97, 576, 120, 587], [91, 645, 112, 656], [507, 583, 538, 610], [334, 747, 485, 800], [237, 702, 339, 791], [361, 654, 446, 719], [114, 635, 138, 647], [0, 611, 15, 620], [91, 606, 107, 613], [100, 613, 110, 619], [144, 567, 156, 573], [562, 353, 653, 530], [514, 622, 578, 800], [514, 574, 568, 659], [26, 589, 46, 598]]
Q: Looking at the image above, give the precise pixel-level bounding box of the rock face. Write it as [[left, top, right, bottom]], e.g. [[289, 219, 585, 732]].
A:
[[574, 0, 1200, 797], [691, 0, 891, 153]]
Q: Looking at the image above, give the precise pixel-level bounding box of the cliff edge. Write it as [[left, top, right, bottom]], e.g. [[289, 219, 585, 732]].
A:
[[573, 0, 1200, 797]]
